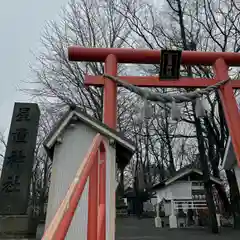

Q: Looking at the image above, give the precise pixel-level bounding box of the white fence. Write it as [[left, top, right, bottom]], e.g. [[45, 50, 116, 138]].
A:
[[173, 200, 207, 210]]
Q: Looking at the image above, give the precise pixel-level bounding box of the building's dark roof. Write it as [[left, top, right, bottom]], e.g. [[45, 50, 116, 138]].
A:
[[152, 165, 222, 191], [44, 106, 136, 168]]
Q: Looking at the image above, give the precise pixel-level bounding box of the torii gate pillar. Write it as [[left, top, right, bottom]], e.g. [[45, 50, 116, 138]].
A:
[[103, 54, 117, 129]]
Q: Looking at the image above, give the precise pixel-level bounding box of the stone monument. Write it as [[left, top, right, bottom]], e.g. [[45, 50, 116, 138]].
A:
[[0, 102, 40, 238]]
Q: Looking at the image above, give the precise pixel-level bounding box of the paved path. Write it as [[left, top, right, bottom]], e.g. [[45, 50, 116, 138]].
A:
[[116, 217, 240, 240]]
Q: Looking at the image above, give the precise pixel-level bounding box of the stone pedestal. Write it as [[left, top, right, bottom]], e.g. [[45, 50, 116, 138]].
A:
[[216, 214, 221, 227], [177, 217, 187, 228], [169, 215, 177, 228], [0, 215, 37, 238], [155, 217, 162, 228], [36, 222, 45, 240]]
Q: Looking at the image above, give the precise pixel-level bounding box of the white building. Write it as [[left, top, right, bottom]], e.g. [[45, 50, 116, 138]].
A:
[[42, 106, 135, 240], [152, 166, 222, 228]]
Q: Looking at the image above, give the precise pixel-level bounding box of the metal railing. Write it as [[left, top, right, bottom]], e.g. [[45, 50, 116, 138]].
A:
[[42, 134, 106, 240]]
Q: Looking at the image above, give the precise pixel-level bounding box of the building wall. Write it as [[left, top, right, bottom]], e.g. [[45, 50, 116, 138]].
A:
[[45, 123, 116, 240], [107, 141, 116, 240], [234, 164, 240, 192], [156, 181, 192, 202], [163, 202, 171, 216]]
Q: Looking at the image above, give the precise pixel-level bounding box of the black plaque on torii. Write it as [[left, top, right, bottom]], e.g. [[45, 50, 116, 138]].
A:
[[0, 103, 40, 215], [159, 49, 182, 80]]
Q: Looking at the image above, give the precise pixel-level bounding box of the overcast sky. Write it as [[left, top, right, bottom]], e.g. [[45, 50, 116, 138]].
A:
[[0, 0, 69, 137]]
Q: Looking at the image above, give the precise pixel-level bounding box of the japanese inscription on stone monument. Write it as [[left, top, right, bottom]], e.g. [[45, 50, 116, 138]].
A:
[[0, 103, 40, 215]]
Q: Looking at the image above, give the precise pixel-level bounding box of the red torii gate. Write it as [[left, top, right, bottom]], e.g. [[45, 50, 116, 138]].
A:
[[68, 47, 240, 167]]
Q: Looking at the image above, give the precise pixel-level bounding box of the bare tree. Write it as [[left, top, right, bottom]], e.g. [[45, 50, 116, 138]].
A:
[[26, 0, 240, 230], [0, 132, 7, 173], [27, 0, 136, 201], [28, 107, 55, 219], [28, 0, 134, 119], [114, 0, 240, 231], [26, 0, 203, 194]]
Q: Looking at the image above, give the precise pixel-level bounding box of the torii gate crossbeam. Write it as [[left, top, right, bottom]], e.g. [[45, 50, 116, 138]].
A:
[[68, 46, 240, 167]]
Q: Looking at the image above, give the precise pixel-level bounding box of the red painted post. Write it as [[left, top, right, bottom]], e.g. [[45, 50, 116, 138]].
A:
[[97, 204, 105, 239], [101, 55, 117, 240], [214, 58, 240, 166], [103, 54, 117, 129], [87, 154, 99, 240], [98, 148, 106, 240]]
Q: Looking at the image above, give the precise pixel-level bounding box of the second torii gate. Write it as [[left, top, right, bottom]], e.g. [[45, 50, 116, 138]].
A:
[[68, 47, 240, 167]]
